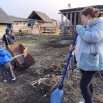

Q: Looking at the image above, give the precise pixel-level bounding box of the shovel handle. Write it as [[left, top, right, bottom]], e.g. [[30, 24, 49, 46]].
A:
[[60, 33, 78, 87], [12, 54, 24, 59]]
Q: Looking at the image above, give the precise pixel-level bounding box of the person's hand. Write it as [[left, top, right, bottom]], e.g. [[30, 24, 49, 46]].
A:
[[11, 33, 14, 36], [76, 25, 86, 36], [69, 44, 75, 51]]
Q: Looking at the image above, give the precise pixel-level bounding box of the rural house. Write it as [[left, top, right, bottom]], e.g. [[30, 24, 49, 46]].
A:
[[28, 11, 59, 34], [9, 16, 28, 33], [0, 7, 12, 37]]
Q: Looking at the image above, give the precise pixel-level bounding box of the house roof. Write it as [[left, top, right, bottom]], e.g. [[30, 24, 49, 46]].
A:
[[51, 19, 57, 21], [9, 16, 27, 22], [28, 11, 52, 22], [0, 7, 12, 24], [59, 5, 103, 13]]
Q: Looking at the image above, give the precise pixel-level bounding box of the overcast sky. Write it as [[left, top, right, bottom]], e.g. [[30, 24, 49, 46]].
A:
[[0, 0, 103, 21]]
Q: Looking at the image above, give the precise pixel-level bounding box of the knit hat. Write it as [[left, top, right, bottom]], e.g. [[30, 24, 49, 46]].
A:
[[6, 28, 11, 33]]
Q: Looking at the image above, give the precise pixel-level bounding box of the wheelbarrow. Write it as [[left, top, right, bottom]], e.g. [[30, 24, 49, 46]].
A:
[[8, 43, 35, 69]]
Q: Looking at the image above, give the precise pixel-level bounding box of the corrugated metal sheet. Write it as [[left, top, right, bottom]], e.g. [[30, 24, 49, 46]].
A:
[[28, 11, 52, 22], [0, 7, 12, 24]]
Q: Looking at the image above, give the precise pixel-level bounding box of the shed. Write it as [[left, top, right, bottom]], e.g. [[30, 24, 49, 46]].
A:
[[0, 7, 12, 37], [28, 11, 52, 22], [59, 5, 103, 36], [28, 11, 59, 34]]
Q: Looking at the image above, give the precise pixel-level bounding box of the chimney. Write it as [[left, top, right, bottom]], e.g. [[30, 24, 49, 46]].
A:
[[68, 3, 71, 8]]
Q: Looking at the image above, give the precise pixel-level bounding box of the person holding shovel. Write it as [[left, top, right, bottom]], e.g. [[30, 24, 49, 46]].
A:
[[2, 28, 15, 48], [0, 44, 28, 83], [0, 45, 16, 82], [70, 7, 103, 103]]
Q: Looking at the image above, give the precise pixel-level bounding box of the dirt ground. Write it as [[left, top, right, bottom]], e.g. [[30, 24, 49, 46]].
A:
[[0, 34, 103, 103]]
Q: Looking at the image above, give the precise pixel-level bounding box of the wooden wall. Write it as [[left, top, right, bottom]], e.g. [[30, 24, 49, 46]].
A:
[[38, 20, 60, 35], [0, 25, 7, 38], [12, 21, 28, 32]]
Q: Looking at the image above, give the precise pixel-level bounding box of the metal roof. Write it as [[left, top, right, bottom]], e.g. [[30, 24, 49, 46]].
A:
[[9, 15, 27, 22], [28, 11, 52, 22], [60, 5, 103, 13], [0, 7, 12, 24]]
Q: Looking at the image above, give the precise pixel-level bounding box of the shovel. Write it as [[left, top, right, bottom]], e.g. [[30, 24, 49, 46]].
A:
[[50, 33, 78, 103]]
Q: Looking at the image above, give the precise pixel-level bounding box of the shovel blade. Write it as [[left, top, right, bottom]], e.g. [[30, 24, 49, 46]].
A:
[[50, 88, 64, 103]]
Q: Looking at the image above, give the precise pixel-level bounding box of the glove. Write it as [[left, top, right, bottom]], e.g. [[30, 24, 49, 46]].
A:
[[76, 25, 86, 37]]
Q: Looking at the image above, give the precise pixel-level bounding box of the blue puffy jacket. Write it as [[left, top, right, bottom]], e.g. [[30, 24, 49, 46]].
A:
[[0, 47, 12, 65], [76, 17, 103, 71]]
